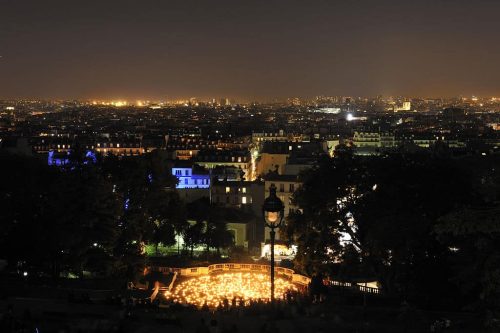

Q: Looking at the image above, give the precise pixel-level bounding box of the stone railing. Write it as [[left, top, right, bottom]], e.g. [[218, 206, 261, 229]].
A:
[[149, 263, 311, 286]]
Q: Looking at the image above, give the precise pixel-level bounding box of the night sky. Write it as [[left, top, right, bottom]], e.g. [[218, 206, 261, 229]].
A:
[[1, 0, 499, 101]]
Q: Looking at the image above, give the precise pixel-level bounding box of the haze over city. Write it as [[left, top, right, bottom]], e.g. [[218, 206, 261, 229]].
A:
[[1, 0, 500, 101], [1, 1, 500, 333]]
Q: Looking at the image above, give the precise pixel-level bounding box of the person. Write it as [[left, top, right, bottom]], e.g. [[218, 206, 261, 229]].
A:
[[201, 301, 209, 312], [195, 318, 210, 333], [210, 318, 219, 333]]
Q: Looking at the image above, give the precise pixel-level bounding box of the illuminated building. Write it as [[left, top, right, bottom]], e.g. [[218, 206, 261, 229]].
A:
[[95, 140, 144, 156], [196, 150, 252, 181], [261, 243, 297, 261], [47, 150, 96, 166], [257, 141, 326, 177], [172, 163, 210, 189], [394, 101, 412, 112], [351, 132, 395, 155], [47, 151, 70, 166], [252, 130, 288, 144]]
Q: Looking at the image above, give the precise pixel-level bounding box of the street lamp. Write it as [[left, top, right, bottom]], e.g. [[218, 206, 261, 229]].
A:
[[262, 184, 284, 304]]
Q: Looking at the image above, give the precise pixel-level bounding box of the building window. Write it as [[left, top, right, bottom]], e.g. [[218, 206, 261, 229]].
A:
[[242, 196, 247, 204]]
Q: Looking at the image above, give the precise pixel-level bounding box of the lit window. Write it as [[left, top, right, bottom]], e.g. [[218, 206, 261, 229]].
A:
[[242, 196, 247, 204]]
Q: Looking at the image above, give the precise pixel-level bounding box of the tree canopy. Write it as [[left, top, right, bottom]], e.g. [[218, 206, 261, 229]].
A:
[[285, 151, 499, 313]]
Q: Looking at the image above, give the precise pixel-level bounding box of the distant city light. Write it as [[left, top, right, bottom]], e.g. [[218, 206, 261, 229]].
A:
[[112, 101, 127, 107], [314, 107, 341, 114]]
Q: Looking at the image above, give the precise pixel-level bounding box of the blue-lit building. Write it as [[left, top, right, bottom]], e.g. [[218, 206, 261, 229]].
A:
[[172, 163, 210, 189], [47, 150, 97, 167], [47, 150, 70, 166]]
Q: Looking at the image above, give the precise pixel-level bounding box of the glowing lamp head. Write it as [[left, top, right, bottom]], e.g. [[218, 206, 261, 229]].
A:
[[262, 184, 284, 227], [266, 211, 279, 223]]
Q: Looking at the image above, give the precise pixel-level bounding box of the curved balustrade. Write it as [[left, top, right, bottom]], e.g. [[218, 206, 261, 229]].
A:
[[149, 263, 311, 286]]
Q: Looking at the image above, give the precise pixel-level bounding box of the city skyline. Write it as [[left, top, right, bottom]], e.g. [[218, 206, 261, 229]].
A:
[[1, 0, 499, 101]]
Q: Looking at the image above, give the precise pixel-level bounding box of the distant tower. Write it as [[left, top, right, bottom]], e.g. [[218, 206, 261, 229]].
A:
[[402, 101, 411, 111]]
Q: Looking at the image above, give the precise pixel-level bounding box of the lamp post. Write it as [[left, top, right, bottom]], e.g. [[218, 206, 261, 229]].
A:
[[262, 184, 284, 304]]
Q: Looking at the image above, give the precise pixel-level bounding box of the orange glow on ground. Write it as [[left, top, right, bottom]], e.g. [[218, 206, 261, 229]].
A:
[[165, 272, 297, 308]]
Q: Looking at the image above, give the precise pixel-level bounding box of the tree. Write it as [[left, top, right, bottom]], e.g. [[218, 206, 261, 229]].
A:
[[0, 152, 59, 275], [436, 207, 500, 319], [206, 218, 234, 255], [284, 153, 371, 275], [183, 221, 205, 257], [187, 198, 234, 255], [434, 155, 500, 321], [102, 152, 186, 259], [0, 152, 123, 278], [44, 162, 122, 277], [285, 152, 474, 307]]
